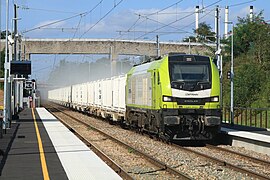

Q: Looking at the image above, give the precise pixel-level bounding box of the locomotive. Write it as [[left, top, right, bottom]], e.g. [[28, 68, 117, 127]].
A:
[[48, 53, 221, 140]]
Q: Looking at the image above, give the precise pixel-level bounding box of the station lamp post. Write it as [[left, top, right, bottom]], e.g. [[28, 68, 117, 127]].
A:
[[3, 0, 10, 131]]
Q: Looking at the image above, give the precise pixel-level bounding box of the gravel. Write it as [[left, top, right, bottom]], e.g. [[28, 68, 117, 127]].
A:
[[50, 105, 268, 179]]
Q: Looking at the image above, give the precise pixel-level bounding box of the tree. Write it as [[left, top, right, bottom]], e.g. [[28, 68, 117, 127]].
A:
[[182, 36, 196, 42], [225, 12, 270, 59], [1, 30, 11, 39], [234, 62, 264, 107], [222, 11, 270, 108], [183, 22, 215, 43]]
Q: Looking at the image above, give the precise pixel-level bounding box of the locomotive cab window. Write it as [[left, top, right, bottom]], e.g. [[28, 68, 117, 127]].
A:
[[171, 63, 210, 82], [168, 55, 212, 91]]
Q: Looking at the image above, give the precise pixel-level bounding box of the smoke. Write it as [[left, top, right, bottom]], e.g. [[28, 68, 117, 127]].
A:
[[32, 54, 137, 101]]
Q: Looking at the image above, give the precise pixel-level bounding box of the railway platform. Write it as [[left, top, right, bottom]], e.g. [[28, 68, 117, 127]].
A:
[[0, 108, 121, 180], [220, 124, 270, 156]]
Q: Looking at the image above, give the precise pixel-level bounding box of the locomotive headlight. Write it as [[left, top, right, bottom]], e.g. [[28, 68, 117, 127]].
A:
[[163, 96, 172, 102], [210, 96, 219, 102]]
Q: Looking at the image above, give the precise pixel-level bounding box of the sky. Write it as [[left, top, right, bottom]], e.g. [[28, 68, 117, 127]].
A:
[[1, 0, 268, 41], [0, 0, 269, 83]]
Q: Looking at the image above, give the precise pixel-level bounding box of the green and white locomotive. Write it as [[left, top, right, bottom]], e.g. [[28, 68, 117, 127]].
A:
[[48, 53, 222, 141], [125, 53, 221, 140]]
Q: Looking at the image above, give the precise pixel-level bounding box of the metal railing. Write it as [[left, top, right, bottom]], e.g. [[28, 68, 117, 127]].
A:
[[223, 107, 270, 129]]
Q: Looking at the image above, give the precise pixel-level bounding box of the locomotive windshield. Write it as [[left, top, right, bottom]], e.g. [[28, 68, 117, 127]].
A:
[[170, 63, 210, 82], [168, 55, 212, 90]]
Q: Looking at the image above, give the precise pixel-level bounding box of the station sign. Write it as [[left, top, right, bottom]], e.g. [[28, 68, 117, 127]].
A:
[[25, 81, 33, 89], [11, 61, 31, 75]]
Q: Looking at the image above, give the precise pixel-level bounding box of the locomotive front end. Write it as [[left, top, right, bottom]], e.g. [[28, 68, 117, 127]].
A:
[[161, 54, 221, 140]]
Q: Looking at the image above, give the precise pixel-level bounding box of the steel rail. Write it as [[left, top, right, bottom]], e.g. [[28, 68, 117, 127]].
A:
[[46, 104, 192, 180], [172, 144, 270, 180], [46, 105, 133, 180], [206, 144, 270, 166]]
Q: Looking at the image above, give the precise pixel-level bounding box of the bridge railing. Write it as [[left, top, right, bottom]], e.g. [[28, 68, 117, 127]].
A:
[[222, 107, 270, 129]]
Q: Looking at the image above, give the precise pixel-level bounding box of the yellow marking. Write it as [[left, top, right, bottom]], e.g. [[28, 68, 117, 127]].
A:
[[32, 108, 50, 180]]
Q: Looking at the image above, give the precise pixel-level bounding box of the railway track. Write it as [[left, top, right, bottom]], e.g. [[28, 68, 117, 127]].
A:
[[46, 104, 191, 180], [45, 103, 270, 179], [46, 105, 133, 180], [173, 144, 270, 180], [205, 144, 270, 167]]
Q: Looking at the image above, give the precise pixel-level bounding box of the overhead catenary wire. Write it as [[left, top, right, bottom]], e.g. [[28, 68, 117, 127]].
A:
[[141, 13, 194, 34], [149, 8, 216, 40], [55, 0, 125, 69], [39, 28, 78, 31], [79, 0, 125, 38], [114, 15, 146, 39], [117, 30, 192, 34], [20, 6, 78, 14], [138, 13, 194, 34], [116, 13, 194, 40], [126, 16, 141, 33], [22, 0, 103, 34], [115, 0, 186, 39], [145, 0, 185, 16], [229, 0, 256, 7], [134, 0, 222, 40], [143, 10, 214, 15], [181, 8, 216, 32], [24, 0, 227, 81], [60, 0, 125, 63], [22, 13, 87, 34], [71, 15, 83, 39], [133, 13, 193, 40], [56, 15, 85, 62], [20, 0, 104, 65]]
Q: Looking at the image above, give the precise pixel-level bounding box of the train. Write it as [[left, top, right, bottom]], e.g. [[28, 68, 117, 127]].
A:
[[48, 53, 221, 140]]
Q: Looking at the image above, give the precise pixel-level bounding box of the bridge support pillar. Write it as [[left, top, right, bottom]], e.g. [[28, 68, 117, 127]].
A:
[[110, 46, 118, 77], [24, 53, 30, 60]]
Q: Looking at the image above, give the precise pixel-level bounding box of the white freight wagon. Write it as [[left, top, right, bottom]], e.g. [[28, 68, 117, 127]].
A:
[[48, 75, 127, 122], [101, 78, 112, 109], [87, 81, 95, 106], [62, 86, 71, 106], [71, 84, 80, 110], [80, 83, 88, 111], [111, 75, 126, 121]]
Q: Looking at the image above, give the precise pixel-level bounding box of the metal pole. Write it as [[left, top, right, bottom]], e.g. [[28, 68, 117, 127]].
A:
[[120, 60, 122, 74], [3, 0, 10, 130], [8, 42, 12, 127], [215, 6, 219, 52], [14, 4, 17, 61], [220, 55, 223, 109], [188, 38, 191, 54], [32, 81, 35, 108], [88, 61, 90, 81], [215, 6, 222, 113], [230, 24, 234, 125], [0, 0, 2, 138], [156, 35, 160, 57], [19, 81, 23, 108], [224, 6, 229, 38], [215, 6, 221, 63], [15, 75, 19, 113], [195, 6, 199, 33], [249, 6, 253, 22], [0, 0, 2, 73], [110, 46, 113, 77]]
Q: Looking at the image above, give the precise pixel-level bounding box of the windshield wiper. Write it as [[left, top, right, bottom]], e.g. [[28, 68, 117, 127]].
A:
[[197, 81, 209, 85]]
